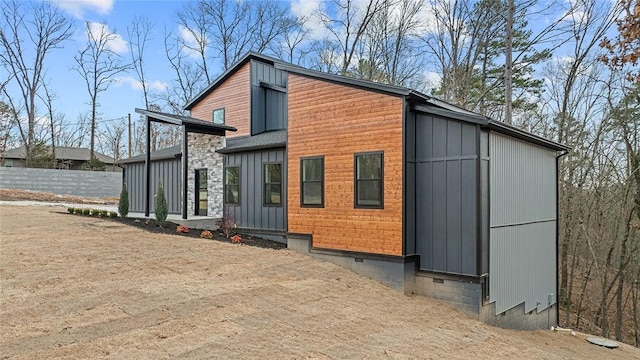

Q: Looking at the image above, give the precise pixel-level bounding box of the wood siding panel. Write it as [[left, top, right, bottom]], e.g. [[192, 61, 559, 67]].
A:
[[287, 74, 404, 256], [190, 63, 250, 138]]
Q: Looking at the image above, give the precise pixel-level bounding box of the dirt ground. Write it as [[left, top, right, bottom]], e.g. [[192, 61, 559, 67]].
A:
[[1, 204, 638, 359]]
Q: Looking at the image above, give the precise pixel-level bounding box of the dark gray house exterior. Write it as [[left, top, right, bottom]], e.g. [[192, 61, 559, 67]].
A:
[[125, 52, 570, 330]]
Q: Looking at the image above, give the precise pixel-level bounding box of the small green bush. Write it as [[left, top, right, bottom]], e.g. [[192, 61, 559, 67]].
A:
[[82, 208, 90, 215], [109, 212, 118, 218], [101, 210, 109, 217], [68, 207, 75, 214], [155, 181, 168, 226], [118, 184, 129, 218], [74, 208, 83, 214]]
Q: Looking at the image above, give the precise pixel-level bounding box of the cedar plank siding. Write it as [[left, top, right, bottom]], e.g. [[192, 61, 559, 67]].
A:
[[287, 74, 404, 256], [190, 63, 250, 138]]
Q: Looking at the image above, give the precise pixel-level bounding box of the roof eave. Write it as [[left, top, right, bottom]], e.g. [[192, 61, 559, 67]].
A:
[[216, 142, 286, 155], [486, 120, 571, 152]]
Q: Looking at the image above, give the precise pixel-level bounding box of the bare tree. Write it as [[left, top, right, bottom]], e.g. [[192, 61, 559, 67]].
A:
[[74, 21, 132, 167], [127, 15, 154, 109], [98, 118, 126, 161], [0, 0, 72, 165]]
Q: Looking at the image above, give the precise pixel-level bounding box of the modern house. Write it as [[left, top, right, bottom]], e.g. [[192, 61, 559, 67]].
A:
[[2, 146, 119, 171], [126, 52, 569, 330]]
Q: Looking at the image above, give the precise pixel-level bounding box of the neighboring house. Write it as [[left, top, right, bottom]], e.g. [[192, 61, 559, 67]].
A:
[[2, 146, 119, 172], [129, 52, 569, 330]]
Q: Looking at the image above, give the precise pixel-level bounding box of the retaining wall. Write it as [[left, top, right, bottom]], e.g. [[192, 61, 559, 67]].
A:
[[0, 167, 122, 198]]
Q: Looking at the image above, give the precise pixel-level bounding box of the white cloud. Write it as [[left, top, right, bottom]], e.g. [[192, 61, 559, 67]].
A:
[[86, 22, 128, 55], [116, 76, 168, 92], [50, 0, 114, 18], [424, 70, 442, 92], [178, 25, 207, 59], [289, 0, 330, 41]]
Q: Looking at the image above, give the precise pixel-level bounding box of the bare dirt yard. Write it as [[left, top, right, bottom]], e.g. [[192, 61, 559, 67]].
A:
[[1, 204, 638, 359]]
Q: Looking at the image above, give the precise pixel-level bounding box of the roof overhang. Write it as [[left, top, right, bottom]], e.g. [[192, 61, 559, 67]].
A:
[[135, 108, 237, 136]]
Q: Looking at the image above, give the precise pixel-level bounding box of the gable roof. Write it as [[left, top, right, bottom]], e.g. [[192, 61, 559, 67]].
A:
[[3, 146, 116, 163]]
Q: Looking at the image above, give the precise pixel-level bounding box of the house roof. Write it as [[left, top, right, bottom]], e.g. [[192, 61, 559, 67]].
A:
[[3, 146, 115, 163], [217, 130, 287, 154], [119, 145, 182, 164], [183, 51, 569, 152], [135, 108, 237, 135]]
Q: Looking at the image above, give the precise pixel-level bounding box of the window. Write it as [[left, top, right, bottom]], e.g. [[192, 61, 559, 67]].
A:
[[355, 152, 383, 208], [212, 108, 225, 124], [224, 166, 240, 204], [301, 156, 324, 207], [264, 163, 282, 206], [195, 169, 208, 216]]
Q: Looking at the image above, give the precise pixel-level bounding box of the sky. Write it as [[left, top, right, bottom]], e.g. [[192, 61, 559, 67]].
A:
[[2, 0, 614, 143]]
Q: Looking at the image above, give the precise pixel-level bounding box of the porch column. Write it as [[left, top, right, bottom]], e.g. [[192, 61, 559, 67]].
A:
[[144, 116, 151, 217], [182, 126, 188, 220]]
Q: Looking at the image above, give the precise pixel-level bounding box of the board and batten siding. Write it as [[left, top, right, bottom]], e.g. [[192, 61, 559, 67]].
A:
[[124, 158, 182, 214], [410, 113, 479, 275], [224, 148, 287, 231], [250, 59, 287, 134], [489, 133, 557, 314], [189, 63, 250, 138], [287, 74, 404, 256]]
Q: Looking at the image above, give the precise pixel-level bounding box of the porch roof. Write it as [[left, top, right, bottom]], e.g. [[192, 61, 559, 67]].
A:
[[217, 130, 287, 154], [135, 108, 237, 135]]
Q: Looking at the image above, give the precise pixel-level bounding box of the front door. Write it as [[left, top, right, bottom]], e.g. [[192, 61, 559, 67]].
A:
[[195, 169, 208, 216]]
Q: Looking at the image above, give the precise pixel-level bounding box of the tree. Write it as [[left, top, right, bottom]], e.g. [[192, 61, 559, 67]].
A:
[[127, 15, 154, 109], [0, 0, 72, 165], [74, 21, 131, 168], [118, 184, 129, 218], [600, 0, 640, 82]]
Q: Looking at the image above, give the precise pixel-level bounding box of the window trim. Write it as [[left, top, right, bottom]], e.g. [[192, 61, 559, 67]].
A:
[[354, 151, 384, 209], [300, 156, 324, 208], [212, 107, 225, 125], [263, 162, 283, 207], [224, 165, 240, 205]]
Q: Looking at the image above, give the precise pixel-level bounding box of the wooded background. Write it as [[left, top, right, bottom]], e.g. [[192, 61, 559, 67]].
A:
[[1, 0, 638, 347]]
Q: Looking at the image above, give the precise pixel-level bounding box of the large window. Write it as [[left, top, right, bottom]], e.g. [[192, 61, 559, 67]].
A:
[[224, 166, 239, 204], [355, 152, 383, 208], [264, 163, 282, 206], [301, 156, 324, 207]]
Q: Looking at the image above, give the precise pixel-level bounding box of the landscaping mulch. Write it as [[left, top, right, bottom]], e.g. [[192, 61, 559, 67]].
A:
[[63, 211, 286, 250]]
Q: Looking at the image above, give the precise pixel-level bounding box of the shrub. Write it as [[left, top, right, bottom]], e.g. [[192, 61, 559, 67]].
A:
[[68, 207, 75, 214], [89, 209, 96, 216], [82, 208, 90, 215], [154, 181, 168, 226], [74, 208, 83, 215], [109, 212, 118, 218], [200, 230, 213, 239], [101, 210, 109, 217], [219, 210, 237, 238], [176, 224, 189, 233], [231, 234, 243, 244], [118, 184, 129, 218]]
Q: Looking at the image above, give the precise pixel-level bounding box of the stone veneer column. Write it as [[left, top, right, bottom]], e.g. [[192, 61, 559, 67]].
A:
[[186, 133, 225, 218]]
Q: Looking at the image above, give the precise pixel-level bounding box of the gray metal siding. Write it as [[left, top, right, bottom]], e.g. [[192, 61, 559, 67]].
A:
[[250, 59, 288, 134], [488, 133, 557, 314], [224, 148, 287, 231], [412, 113, 478, 275], [124, 158, 182, 214]]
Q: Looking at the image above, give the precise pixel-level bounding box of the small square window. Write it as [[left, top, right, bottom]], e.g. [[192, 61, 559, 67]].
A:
[[213, 108, 225, 125], [301, 156, 324, 207], [355, 152, 383, 208]]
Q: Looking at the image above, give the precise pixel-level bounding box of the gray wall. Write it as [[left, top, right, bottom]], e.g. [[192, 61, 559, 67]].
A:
[[488, 133, 557, 315], [410, 113, 479, 276], [123, 158, 182, 214], [250, 59, 287, 134], [0, 167, 121, 198], [224, 148, 287, 231]]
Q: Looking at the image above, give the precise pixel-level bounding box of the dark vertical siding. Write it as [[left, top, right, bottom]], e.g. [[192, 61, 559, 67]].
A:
[[224, 148, 286, 231], [404, 111, 416, 255], [124, 158, 182, 214], [250, 59, 288, 135], [480, 130, 490, 275], [411, 112, 479, 275]]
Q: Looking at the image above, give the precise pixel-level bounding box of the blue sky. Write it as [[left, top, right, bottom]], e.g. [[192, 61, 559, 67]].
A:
[[44, 0, 191, 124]]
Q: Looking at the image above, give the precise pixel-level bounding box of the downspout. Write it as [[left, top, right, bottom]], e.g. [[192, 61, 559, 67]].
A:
[[555, 149, 569, 327]]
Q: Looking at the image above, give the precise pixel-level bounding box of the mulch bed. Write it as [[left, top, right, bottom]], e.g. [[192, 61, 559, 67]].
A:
[[62, 212, 286, 250]]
